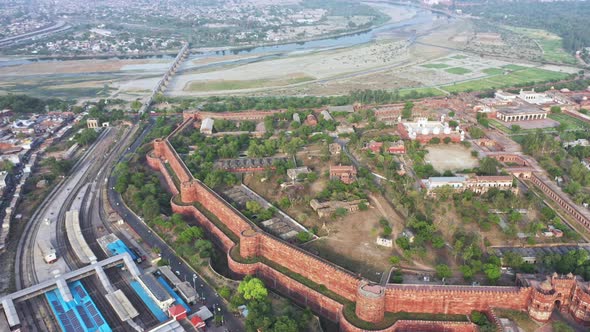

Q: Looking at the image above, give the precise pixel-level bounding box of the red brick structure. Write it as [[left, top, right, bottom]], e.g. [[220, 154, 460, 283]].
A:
[[530, 173, 590, 231], [183, 110, 283, 121], [305, 114, 318, 126], [486, 153, 528, 167], [145, 118, 590, 331], [329, 165, 357, 184], [365, 141, 383, 153], [387, 141, 406, 155]]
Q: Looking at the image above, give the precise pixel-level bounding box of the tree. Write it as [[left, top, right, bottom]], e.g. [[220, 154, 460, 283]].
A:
[[460, 265, 474, 281], [296, 231, 312, 242], [333, 207, 348, 218], [469, 126, 485, 139], [435, 264, 452, 280], [483, 263, 501, 283], [402, 102, 413, 119], [246, 200, 263, 214], [389, 256, 401, 265], [503, 251, 524, 269], [478, 157, 499, 176], [0, 160, 14, 172], [358, 201, 369, 211], [443, 137, 452, 144], [510, 124, 521, 133], [76, 128, 99, 146], [238, 276, 268, 301], [396, 236, 411, 250], [142, 196, 160, 220], [131, 100, 142, 111], [550, 106, 562, 114], [218, 286, 231, 300], [429, 137, 441, 144], [271, 316, 299, 332], [277, 197, 291, 209], [194, 239, 213, 258]]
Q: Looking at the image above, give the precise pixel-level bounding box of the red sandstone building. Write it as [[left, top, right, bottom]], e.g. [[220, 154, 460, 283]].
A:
[[305, 114, 318, 126], [330, 165, 357, 184], [365, 140, 383, 153], [387, 140, 406, 154]]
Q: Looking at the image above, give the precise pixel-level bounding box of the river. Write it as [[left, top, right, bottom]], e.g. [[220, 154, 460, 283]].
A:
[[0, 4, 446, 69]]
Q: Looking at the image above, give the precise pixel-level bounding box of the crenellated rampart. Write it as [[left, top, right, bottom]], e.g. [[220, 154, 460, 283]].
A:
[[144, 122, 590, 330]]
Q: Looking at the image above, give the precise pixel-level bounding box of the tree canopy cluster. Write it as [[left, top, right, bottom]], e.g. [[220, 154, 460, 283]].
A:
[[231, 276, 312, 332], [0, 94, 69, 113], [464, 1, 590, 54]]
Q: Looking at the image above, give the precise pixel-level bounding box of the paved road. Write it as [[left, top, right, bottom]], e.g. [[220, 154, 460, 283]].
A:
[[107, 120, 243, 331]]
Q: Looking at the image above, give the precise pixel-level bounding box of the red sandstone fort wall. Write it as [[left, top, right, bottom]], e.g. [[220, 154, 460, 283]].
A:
[[171, 202, 235, 252], [338, 311, 478, 332], [258, 233, 360, 302], [146, 136, 590, 330], [183, 181, 252, 236], [153, 139, 192, 183], [146, 153, 180, 196], [228, 253, 344, 322], [384, 286, 531, 315]]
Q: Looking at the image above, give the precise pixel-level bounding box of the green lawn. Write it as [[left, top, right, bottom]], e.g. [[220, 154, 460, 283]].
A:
[[538, 39, 577, 64], [399, 87, 446, 97], [445, 67, 472, 75], [482, 68, 505, 75], [451, 55, 467, 59], [502, 64, 528, 71], [442, 68, 569, 93], [548, 113, 590, 131], [421, 63, 450, 69]]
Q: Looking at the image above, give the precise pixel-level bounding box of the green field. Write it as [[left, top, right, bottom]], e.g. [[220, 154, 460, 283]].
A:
[[445, 67, 472, 75], [538, 39, 577, 64], [187, 76, 315, 91], [421, 63, 450, 69], [442, 68, 569, 93], [482, 68, 504, 75], [451, 55, 467, 59], [398, 87, 446, 98], [548, 113, 590, 131], [502, 64, 528, 71], [504, 26, 577, 64]]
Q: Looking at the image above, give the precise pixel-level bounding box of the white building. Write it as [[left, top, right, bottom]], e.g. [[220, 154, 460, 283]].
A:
[[320, 110, 334, 121], [563, 139, 590, 148], [517, 89, 553, 105], [495, 90, 516, 101], [200, 118, 214, 135], [287, 167, 311, 181], [421, 176, 467, 191]]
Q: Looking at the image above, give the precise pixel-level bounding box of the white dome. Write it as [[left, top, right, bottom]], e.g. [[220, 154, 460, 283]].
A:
[[433, 127, 440, 135], [421, 128, 430, 135], [443, 127, 451, 135]]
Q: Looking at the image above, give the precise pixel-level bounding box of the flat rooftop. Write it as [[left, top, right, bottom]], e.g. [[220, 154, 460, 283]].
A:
[[496, 106, 547, 115]]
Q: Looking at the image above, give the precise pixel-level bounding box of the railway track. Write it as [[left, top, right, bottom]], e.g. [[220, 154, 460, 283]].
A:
[[14, 128, 116, 331], [13, 118, 154, 331], [77, 123, 162, 329], [70, 120, 161, 330]]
